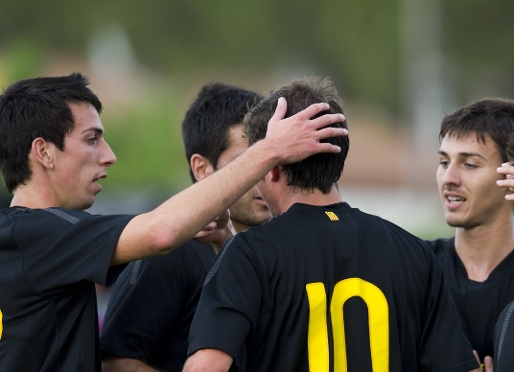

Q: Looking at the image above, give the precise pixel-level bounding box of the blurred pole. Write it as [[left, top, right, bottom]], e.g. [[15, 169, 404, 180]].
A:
[[400, 0, 445, 187]]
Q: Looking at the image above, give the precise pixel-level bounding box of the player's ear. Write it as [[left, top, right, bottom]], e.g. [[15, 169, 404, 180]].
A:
[[31, 137, 55, 170], [269, 165, 282, 182], [190, 154, 215, 181]]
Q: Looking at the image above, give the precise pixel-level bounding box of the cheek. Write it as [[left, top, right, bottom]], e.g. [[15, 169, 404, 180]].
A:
[[473, 179, 501, 202], [435, 170, 444, 187]]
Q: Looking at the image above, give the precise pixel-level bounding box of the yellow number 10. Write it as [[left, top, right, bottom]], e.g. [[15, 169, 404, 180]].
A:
[[306, 278, 389, 372]]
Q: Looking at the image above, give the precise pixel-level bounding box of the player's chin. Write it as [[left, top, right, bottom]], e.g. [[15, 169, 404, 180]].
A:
[[253, 211, 274, 224], [444, 216, 477, 229]]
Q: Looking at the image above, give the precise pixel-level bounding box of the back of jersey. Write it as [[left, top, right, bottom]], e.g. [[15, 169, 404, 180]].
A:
[[188, 202, 478, 372]]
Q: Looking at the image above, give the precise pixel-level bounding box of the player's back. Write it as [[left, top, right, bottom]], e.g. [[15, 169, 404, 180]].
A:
[[192, 202, 477, 371]]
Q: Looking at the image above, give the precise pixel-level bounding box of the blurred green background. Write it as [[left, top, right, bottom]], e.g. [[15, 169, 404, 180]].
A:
[[1, 0, 513, 237]]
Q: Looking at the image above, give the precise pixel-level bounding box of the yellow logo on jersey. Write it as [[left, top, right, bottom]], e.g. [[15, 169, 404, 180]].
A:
[[325, 211, 339, 221], [0, 309, 3, 340]]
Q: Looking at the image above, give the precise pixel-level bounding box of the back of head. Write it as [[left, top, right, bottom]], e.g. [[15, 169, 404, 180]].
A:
[[181, 83, 262, 183], [440, 98, 514, 162], [0, 73, 102, 193], [245, 77, 349, 194]]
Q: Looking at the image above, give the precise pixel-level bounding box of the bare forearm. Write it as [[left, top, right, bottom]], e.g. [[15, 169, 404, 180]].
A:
[[102, 357, 159, 372]]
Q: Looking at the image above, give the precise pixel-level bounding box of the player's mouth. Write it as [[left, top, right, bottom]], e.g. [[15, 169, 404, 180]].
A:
[[447, 196, 464, 203], [254, 196, 269, 207], [93, 174, 107, 191], [444, 193, 466, 209]]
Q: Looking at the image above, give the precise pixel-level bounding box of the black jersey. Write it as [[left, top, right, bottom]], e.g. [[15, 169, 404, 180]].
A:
[[188, 202, 478, 372], [100, 240, 216, 371], [0, 207, 133, 372], [494, 300, 514, 371], [428, 237, 514, 360]]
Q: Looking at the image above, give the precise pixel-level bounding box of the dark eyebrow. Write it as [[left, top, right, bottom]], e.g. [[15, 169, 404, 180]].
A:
[[438, 150, 486, 160], [81, 127, 104, 136]]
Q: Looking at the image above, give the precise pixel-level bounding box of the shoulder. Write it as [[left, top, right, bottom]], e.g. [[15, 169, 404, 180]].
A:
[[4, 207, 135, 253], [5, 207, 134, 227], [338, 207, 443, 269], [110, 242, 215, 303], [0, 207, 90, 242], [349, 207, 430, 247], [27, 208, 134, 238]]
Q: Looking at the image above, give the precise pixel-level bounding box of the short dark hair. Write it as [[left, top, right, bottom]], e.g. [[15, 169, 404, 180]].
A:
[[0, 72, 102, 193], [245, 77, 348, 194], [181, 83, 262, 183], [440, 98, 514, 163]]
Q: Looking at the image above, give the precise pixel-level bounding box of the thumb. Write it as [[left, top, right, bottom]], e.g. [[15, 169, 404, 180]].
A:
[[483, 355, 493, 372]]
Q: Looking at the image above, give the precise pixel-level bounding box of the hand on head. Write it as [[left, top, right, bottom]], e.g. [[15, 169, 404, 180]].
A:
[[497, 162, 514, 200], [265, 97, 348, 165]]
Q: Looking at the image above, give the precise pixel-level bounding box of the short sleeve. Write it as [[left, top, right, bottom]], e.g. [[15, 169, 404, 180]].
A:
[[14, 209, 134, 292]]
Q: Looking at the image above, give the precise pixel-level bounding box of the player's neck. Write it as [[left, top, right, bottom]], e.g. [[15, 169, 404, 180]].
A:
[[454, 214, 514, 281], [10, 182, 55, 209], [10, 163, 66, 209], [282, 186, 342, 212]]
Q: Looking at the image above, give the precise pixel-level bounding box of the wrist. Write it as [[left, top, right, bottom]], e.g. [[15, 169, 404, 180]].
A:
[[249, 139, 282, 168]]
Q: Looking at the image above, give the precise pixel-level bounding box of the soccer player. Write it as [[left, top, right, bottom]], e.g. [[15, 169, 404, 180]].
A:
[[427, 99, 514, 370], [0, 73, 346, 371], [491, 135, 514, 371], [183, 78, 480, 372], [100, 83, 272, 371]]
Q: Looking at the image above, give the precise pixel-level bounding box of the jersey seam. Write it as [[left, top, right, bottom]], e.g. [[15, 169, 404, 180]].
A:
[[496, 301, 514, 363], [44, 208, 80, 224], [203, 236, 235, 286]]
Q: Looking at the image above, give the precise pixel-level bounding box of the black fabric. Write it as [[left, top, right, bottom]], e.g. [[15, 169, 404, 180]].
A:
[[188, 202, 479, 372], [100, 240, 216, 372], [428, 237, 514, 360], [0, 207, 134, 372], [494, 300, 514, 371]]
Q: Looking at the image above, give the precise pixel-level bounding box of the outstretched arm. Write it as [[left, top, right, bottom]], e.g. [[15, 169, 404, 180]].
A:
[[111, 99, 347, 265]]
